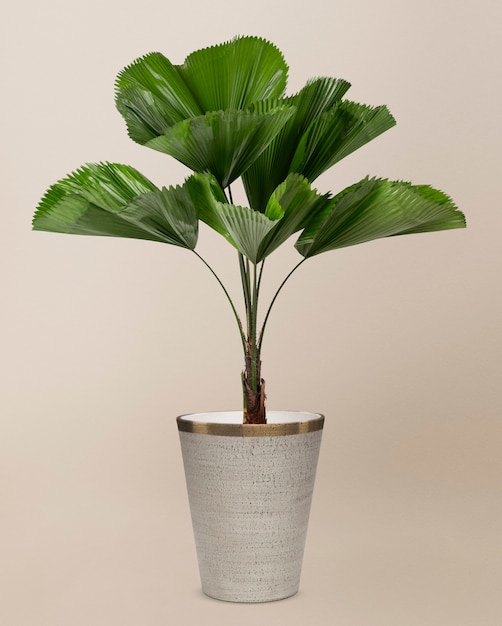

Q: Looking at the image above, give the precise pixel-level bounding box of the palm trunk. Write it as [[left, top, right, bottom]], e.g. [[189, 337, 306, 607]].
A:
[[242, 344, 266, 424]]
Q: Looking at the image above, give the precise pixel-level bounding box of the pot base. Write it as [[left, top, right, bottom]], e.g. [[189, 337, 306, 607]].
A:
[[202, 588, 298, 604]]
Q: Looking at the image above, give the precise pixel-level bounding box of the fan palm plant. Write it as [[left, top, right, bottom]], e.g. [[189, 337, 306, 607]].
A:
[[33, 36, 466, 424]]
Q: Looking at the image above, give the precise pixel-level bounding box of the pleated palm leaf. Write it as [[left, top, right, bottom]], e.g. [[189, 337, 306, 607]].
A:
[[33, 36, 466, 424]]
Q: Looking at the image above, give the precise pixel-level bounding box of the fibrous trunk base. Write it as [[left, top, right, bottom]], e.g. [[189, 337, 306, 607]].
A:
[[242, 350, 266, 424], [243, 377, 266, 424]]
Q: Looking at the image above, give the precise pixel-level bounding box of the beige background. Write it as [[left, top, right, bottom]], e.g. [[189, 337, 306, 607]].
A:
[[1, 0, 501, 624]]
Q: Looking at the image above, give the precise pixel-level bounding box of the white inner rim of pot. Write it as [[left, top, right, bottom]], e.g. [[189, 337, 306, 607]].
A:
[[179, 411, 323, 424]]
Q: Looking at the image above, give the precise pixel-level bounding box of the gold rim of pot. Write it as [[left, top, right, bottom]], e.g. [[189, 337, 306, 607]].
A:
[[176, 413, 324, 437]]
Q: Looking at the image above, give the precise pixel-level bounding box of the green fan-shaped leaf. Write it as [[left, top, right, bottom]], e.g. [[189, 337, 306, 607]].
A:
[[34, 162, 158, 218], [285, 77, 352, 139], [290, 101, 396, 182], [182, 172, 279, 262], [145, 106, 295, 187], [242, 77, 351, 211], [185, 172, 229, 237], [115, 37, 288, 147], [33, 163, 199, 249], [295, 177, 466, 258], [33, 193, 167, 242], [214, 203, 278, 263], [121, 185, 199, 248], [115, 52, 203, 144], [178, 35, 288, 112], [187, 173, 335, 262], [255, 174, 334, 261]]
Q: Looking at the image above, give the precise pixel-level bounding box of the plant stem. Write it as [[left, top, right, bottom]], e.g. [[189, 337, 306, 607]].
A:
[[192, 250, 246, 354], [257, 259, 265, 295], [258, 258, 306, 352], [224, 183, 266, 423], [227, 184, 252, 336], [251, 261, 259, 390], [239, 252, 252, 334]]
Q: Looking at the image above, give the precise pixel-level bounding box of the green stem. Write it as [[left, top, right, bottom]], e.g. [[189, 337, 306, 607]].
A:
[[257, 259, 265, 295], [227, 184, 252, 339], [192, 250, 247, 354], [258, 258, 306, 352], [239, 253, 252, 334], [250, 261, 259, 390]]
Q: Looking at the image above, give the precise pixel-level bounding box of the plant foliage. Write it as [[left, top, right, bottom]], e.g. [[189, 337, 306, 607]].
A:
[[33, 36, 466, 423]]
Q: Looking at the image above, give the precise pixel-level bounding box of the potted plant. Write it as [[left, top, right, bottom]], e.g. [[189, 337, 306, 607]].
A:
[[33, 35, 465, 603]]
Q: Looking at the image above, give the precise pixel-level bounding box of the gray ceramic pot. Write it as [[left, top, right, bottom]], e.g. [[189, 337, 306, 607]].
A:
[[177, 411, 324, 603]]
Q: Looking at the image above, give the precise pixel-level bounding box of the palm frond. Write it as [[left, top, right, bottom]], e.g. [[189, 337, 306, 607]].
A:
[[295, 177, 466, 257], [285, 76, 351, 134], [33, 163, 199, 249], [290, 101, 396, 182], [178, 35, 288, 111], [115, 36, 288, 148], [145, 106, 295, 187], [121, 185, 199, 248], [184, 172, 229, 238], [242, 77, 351, 211], [115, 52, 202, 144], [214, 203, 278, 263], [256, 174, 333, 261], [185, 173, 276, 261]]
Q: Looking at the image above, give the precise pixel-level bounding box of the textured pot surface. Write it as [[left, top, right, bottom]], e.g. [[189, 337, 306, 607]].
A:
[[177, 411, 324, 603]]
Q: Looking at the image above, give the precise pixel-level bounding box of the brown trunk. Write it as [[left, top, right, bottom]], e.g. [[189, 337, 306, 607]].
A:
[[242, 352, 266, 424], [243, 376, 266, 424]]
